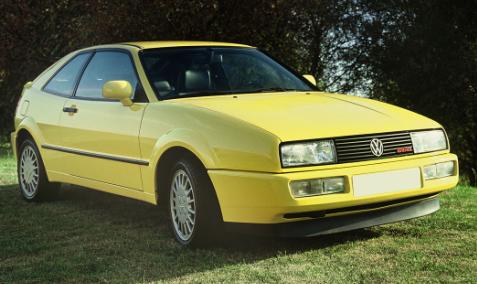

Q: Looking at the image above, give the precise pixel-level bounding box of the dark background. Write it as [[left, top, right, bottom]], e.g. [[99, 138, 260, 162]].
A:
[[1, 0, 476, 184]]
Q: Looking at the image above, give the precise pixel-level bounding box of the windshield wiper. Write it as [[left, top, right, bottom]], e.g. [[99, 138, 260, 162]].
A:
[[176, 90, 236, 98], [170, 88, 309, 99], [250, 87, 308, 93]]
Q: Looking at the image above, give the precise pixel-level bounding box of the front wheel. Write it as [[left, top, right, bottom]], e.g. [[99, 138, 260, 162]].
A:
[[17, 139, 59, 201], [168, 158, 222, 246]]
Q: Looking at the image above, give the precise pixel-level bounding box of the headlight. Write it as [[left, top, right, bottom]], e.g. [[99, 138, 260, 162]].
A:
[[410, 129, 447, 153], [280, 140, 336, 167]]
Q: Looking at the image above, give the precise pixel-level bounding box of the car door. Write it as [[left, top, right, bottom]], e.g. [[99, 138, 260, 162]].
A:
[[57, 50, 147, 190], [38, 53, 92, 172]]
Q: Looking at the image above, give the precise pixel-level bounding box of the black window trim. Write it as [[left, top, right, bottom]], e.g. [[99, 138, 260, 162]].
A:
[[138, 46, 318, 101], [42, 51, 93, 98], [42, 48, 149, 103]]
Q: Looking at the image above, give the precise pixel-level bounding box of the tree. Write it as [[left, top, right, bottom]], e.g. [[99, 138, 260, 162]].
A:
[[347, 0, 477, 183], [1, 0, 475, 184]]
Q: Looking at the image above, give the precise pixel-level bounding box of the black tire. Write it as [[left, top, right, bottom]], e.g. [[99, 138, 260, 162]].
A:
[[166, 157, 223, 247], [17, 139, 60, 202]]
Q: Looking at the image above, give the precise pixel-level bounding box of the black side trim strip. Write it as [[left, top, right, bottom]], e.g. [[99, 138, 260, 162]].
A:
[[42, 144, 149, 166], [283, 193, 438, 219]]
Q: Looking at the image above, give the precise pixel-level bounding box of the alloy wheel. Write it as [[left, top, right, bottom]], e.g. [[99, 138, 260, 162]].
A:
[[170, 169, 197, 241], [19, 145, 40, 198]]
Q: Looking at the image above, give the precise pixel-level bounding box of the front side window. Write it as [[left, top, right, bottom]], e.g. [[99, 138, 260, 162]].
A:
[[140, 47, 313, 99], [75, 51, 139, 99], [44, 53, 90, 96]]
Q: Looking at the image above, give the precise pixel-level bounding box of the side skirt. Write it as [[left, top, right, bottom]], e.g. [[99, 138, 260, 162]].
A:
[[47, 170, 157, 205]]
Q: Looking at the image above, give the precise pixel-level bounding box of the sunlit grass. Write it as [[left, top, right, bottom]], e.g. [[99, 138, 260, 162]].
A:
[[0, 143, 16, 185], [0, 146, 476, 283]]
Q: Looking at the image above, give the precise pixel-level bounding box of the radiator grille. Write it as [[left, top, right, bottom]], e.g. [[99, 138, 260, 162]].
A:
[[334, 131, 414, 163]]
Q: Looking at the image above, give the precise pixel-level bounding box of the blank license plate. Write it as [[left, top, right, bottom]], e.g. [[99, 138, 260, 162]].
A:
[[352, 168, 422, 197]]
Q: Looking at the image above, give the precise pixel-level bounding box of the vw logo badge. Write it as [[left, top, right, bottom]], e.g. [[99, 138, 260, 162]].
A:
[[370, 138, 384, 157]]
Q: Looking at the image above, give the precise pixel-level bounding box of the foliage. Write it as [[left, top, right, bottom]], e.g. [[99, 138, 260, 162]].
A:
[[0, 0, 476, 184], [351, 0, 477, 184]]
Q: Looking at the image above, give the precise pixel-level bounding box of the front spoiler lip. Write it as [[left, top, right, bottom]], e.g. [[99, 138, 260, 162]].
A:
[[283, 192, 438, 219], [224, 196, 440, 238]]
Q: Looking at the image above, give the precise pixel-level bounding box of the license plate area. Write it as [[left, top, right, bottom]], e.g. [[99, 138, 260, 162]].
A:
[[352, 168, 422, 197]]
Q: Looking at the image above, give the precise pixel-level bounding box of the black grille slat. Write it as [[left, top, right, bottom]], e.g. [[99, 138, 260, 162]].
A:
[[334, 132, 410, 141], [382, 139, 412, 144], [335, 131, 413, 163], [338, 147, 375, 153], [337, 153, 414, 163]]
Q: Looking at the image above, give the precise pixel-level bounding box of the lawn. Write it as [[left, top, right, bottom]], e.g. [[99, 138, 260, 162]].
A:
[[0, 144, 476, 283], [0, 144, 16, 186]]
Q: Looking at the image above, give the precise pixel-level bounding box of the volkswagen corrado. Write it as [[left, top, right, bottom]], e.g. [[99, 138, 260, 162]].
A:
[[11, 41, 459, 246]]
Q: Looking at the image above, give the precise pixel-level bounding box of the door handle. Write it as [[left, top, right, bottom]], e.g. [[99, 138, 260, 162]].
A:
[[63, 106, 78, 114]]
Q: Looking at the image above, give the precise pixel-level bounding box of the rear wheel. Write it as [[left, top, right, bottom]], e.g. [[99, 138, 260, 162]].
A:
[[18, 139, 59, 201], [167, 157, 222, 246]]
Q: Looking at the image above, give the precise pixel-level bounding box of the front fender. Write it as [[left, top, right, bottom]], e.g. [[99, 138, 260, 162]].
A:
[[139, 102, 282, 197], [149, 128, 218, 171]]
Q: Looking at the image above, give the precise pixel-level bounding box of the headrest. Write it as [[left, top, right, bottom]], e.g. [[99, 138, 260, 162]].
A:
[[184, 69, 210, 90]]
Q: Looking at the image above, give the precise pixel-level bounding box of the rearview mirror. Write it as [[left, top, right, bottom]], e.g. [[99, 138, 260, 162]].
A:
[[303, 74, 317, 86], [102, 80, 133, 106]]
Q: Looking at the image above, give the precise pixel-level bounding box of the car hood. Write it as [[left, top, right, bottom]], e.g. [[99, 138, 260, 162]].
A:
[[170, 92, 441, 141]]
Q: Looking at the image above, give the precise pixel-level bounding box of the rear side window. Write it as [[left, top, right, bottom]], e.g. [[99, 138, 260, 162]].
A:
[[75, 51, 139, 99], [44, 53, 90, 96]]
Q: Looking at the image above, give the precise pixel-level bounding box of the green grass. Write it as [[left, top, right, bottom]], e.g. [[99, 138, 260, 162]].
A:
[[0, 144, 16, 185], [0, 146, 476, 283]]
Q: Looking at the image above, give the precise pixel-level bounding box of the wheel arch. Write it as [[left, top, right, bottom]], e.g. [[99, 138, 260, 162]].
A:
[[155, 146, 210, 202], [15, 116, 45, 146], [15, 119, 45, 155], [146, 127, 218, 196], [154, 144, 224, 224], [16, 129, 34, 152]]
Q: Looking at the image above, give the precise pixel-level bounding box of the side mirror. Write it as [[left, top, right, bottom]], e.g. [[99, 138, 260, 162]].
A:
[[102, 80, 133, 106], [303, 74, 317, 86]]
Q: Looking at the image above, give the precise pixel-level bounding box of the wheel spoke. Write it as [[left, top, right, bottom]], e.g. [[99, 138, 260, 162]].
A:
[[181, 174, 187, 187], [185, 221, 192, 234], [169, 168, 197, 242], [19, 145, 41, 198], [181, 222, 187, 235]]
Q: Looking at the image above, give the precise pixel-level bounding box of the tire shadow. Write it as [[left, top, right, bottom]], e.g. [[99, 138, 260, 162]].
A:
[[0, 183, 382, 282]]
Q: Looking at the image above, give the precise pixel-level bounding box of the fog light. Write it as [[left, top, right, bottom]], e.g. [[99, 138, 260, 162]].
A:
[[436, 161, 455, 177], [423, 161, 455, 180], [290, 177, 345, 198], [323, 177, 345, 193]]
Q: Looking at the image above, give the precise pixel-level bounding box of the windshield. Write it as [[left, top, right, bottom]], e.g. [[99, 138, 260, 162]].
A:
[[139, 47, 314, 99]]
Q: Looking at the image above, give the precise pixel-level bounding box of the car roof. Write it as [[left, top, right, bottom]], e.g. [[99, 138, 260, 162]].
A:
[[120, 41, 253, 49]]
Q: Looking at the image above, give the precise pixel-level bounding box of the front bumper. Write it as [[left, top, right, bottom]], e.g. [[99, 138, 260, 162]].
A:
[[224, 195, 440, 237], [209, 153, 458, 224]]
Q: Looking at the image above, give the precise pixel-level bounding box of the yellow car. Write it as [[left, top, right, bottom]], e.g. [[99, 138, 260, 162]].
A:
[[11, 41, 458, 246]]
